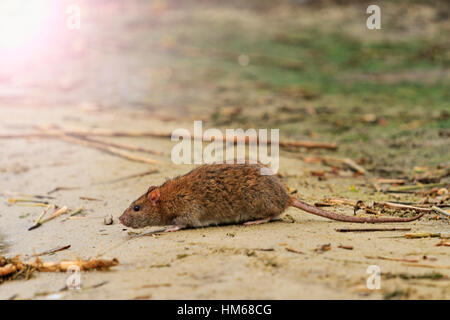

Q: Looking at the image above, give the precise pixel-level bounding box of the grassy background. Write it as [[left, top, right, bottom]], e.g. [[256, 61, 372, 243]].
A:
[[145, 0, 449, 172]]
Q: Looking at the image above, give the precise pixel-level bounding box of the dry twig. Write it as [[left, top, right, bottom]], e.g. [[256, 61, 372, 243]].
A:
[[335, 227, 411, 233]]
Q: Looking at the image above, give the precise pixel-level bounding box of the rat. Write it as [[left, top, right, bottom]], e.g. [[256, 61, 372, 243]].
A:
[[119, 163, 424, 232]]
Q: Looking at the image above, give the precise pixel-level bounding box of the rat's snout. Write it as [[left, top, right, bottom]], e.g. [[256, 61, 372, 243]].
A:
[[119, 212, 131, 227], [119, 210, 144, 228]]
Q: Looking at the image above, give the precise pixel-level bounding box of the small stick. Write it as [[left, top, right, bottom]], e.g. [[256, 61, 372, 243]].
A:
[[16, 203, 49, 208], [69, 135, 164, 156], [0, 133, 57, 139], [338, 245, 354, 250], [375, 202, 433, 213], [432, 206, 450, 218], [285, 247, 305, 254], [95, 169, 159, 184], [29, 205, 54, 231], [354, 200, 379, 215], [61, 207, 84, 222], [47, 186, 79, 194], [335, 227, 411, 233], [386, 183, 447, 193], [370, 178, 382, 192], [402, 263, 450, 269], [8, 198, 49, 205], [318, 199, 434, 213], [1, 192, 55, 200], [132, 228, 167, 238], [41, 206, 68, 223], [302, 156, 365, 173], [404, 233, 446, 239], [36, 245, 71, 257], [58, 135, 162, 165], [315, 198, 357, 207], [386, 201, 418, 205], [79, 196, 102, 201], [365, 256, 419, 263], [436, 240, 450, 247], [377, 179, 406, 185], [343, 158, 366, 174]]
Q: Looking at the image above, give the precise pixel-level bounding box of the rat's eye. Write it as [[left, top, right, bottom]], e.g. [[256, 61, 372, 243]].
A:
[[133, 205, 140, 212]]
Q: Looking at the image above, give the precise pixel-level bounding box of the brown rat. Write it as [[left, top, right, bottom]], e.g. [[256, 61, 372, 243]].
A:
[[119, 163, 424, 231]]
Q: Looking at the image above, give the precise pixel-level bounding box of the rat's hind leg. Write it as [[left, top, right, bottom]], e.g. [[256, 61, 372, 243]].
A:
[[243, 217, 271, 226], [164, 225, 185, 232], [243, 205, 284, 226]]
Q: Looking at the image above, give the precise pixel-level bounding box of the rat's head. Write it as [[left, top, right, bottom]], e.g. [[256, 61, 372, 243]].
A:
[[119, 186, 162, 228]]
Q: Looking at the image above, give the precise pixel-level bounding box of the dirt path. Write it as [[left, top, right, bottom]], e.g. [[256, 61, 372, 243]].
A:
[[0, 106, 448, 300]]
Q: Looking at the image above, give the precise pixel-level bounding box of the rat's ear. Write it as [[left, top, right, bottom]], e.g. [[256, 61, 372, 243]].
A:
[[148, 188, 160, 206]]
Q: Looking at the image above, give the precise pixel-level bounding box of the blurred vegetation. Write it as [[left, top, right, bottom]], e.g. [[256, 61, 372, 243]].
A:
[[149, 0, 449, 171]]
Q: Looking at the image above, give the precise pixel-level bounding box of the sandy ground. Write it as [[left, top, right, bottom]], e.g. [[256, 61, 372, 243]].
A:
[[0, 106, 448, 300]]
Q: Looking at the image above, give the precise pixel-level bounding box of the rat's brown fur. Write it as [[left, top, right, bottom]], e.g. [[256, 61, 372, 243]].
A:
[[119, 163, 424, 229]]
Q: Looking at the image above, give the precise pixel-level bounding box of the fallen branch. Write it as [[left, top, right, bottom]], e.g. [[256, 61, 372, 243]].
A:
[[0, 127, 338, 150], [63, 128, 338, 150], [30, 257, 119, 272], [0, 255, 119, 283], [0, 129, 162, 165]]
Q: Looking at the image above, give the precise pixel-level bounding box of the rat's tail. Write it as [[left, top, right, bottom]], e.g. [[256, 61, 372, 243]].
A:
[[290, 198, 424, 223]]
